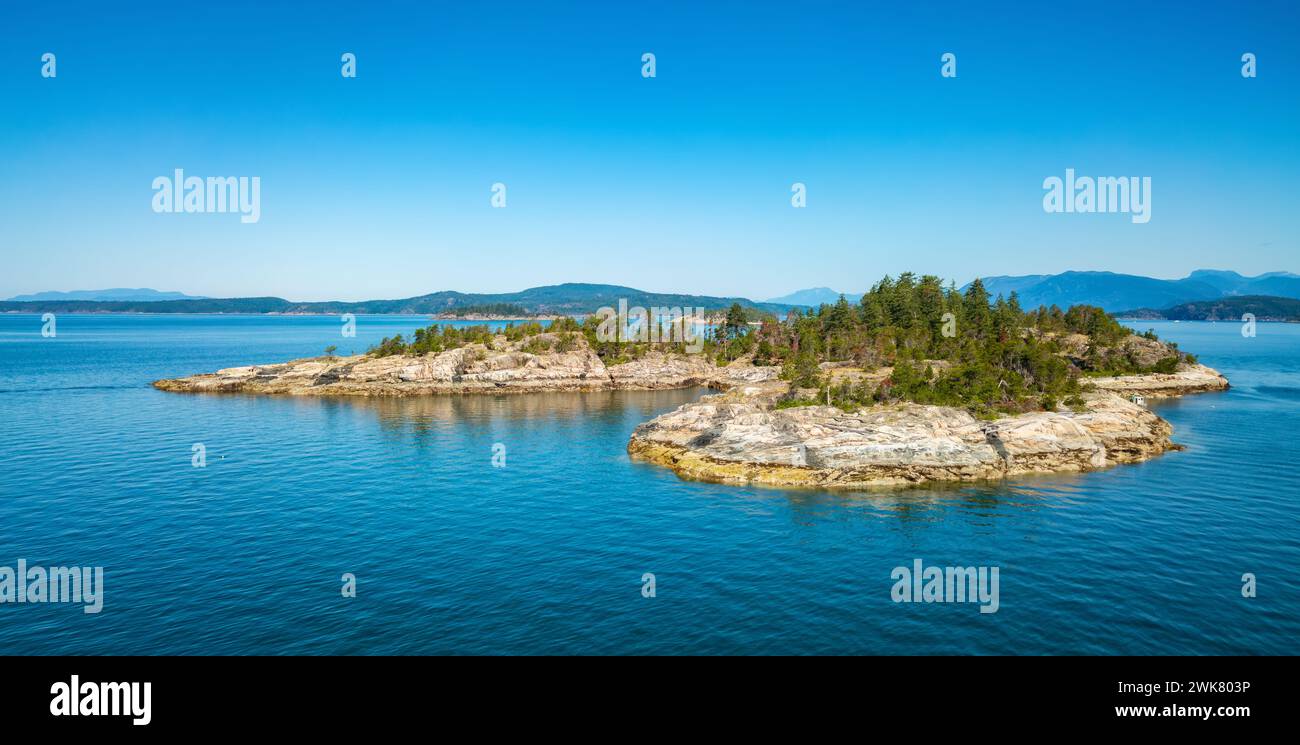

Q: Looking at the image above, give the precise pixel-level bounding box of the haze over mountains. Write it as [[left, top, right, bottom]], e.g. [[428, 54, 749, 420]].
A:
[[5, 288, 208, 303], [10, 271, 1299, 317], [773, 270, 1300, 312], [1, 283, 794, 316], [975, 271, 1300, 313], [765, 287, 861, 307]]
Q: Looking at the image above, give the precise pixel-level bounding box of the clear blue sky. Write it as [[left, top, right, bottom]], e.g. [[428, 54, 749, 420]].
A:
[[1, 0, 1297, 301]]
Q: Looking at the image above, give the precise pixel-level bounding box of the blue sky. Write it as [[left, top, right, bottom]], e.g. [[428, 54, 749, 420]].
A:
[[1, 0, 1297, 301]]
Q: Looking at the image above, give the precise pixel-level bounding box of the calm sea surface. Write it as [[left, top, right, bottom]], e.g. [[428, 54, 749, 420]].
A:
[[0, 314, 1296, 654]]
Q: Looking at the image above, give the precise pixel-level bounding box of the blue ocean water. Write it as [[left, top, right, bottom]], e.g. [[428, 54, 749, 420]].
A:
[[0, 314, 1296, 655]]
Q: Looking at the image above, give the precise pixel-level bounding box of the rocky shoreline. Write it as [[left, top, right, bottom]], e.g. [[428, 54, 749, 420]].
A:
[[154, 335, 1229, 489], [152, 332, 778, 396], [627, 363, 1228, 489]]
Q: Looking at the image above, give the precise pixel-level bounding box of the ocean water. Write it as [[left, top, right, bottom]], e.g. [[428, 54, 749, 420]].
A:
[[0, 314, 1296, 655]]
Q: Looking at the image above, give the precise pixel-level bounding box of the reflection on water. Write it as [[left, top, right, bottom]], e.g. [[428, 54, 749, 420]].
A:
[[320, 387, 709, 424], [297, 388, 1095, 520]]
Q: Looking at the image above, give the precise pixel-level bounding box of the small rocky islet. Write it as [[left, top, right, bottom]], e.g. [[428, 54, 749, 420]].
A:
[[627, 361, 1227, 488], [154, 328, 1229, 489]]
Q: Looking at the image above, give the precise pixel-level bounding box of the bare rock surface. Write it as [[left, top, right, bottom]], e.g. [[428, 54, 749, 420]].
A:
[[1088, 363, 1229, 398], [154, 336, 771, 396], [627, 364, 1227, 489], [156, 335, 1228, 489]]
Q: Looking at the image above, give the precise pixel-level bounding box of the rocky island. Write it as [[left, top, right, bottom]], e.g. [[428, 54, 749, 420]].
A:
[[626, 362, 1227, 488], [153, 331, 776, 396], [155, 274, 1231, 488]]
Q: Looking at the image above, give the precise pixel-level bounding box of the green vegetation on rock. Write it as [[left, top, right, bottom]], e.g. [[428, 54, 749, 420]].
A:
[[361, 274, 1193, 418], [750, 274, 1190, 416]]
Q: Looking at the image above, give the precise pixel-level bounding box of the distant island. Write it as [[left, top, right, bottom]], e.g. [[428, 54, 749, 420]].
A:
[[4, 288, 208, 303], [740, 268, 1300, 311], [765, 287, 862, 307], [156, 273, 1229, 488], [11, 269, 1297, 316], [1, 283, 794, 317], [972, 269, 1300, 312], [1116, 295, 1300, 322]]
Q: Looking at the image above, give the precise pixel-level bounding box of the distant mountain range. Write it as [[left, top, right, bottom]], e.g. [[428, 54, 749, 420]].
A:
[[0, 283, 795, 316], [12, 272, 1300, 317], [5, 288, 208, 303], [770, 270, 1300, 312], [971, 270, 1300, 312], [765, 287, 859, 307], [1117, 295, 1300, 322]]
